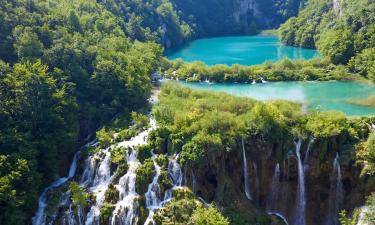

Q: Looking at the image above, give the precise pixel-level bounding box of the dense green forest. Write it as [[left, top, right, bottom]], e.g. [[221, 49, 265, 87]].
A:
[[0, 0, 161, 223], [279, 0, 375, 80], [0, 0, 374, 224]]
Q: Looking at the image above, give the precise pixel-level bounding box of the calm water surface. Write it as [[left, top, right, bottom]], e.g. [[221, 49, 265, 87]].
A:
[[180, 81, 375, 116], [167, 35, 319, 66]]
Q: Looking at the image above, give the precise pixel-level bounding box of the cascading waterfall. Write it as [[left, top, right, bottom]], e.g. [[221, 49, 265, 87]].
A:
[[294, 138, 306, 225], [326, 153, 344, 225], [164, 155, 183, 202], [85, 149, 113, 225], [111, 149, 140, 225], [32, 151, 80, 225], [242, 139, 252, 200], [144, 153, 162, 225]]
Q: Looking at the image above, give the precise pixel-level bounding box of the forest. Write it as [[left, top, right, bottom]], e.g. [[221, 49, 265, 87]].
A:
[[0, 0, 374, 224]]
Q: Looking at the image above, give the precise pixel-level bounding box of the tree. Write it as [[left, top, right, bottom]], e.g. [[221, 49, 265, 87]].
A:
[[190, 206, 229, 225]]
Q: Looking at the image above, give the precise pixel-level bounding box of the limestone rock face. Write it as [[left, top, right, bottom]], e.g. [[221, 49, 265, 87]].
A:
[[185, 135, 369, 225]]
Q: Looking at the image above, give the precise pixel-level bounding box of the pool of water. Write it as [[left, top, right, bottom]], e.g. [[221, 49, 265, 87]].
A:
[[179, 81, 375, 116], [166, 35, 319, 66]]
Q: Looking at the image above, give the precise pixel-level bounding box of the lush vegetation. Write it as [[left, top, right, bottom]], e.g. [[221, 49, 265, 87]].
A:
[[152, 83, 374, 166], [161, 57, 359, 82], [154, 188, 229, 225], [279, 0, 375, 81], [0, 0, 162, 224], [171, 0, 303, 38]]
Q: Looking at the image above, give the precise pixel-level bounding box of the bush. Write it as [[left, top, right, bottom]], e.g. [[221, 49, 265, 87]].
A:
[[190, 206, 229, 225], [137, 145, 152, 164], [136, 159, 156, 194], [97, 128, 113, 149]]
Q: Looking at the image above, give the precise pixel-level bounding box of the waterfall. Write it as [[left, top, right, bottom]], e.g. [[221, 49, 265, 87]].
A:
[[85, 149, 113, 225], [242, 139, 252, 200], [32, 151, 80, 225], [267, 163, 289, 225], [191, 169, 197, 193], [303, 136, 314, 170], [143, 153, 162, 225], [326, 153, 344, 225], [267, 163, 281, 211], [294, 139, 306, 225], [356, 207, 370, 225], [111, 149, 140, 225], [253, 161, 259, 202], [164, 155, 183, 202]]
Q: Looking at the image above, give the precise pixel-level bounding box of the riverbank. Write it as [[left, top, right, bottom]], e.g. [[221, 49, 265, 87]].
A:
[[161, 57, 366, 83]]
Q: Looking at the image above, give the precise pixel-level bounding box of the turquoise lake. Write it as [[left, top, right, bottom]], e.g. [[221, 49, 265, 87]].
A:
[[166, 35, 319, 66], [180, 81, 375, 116]]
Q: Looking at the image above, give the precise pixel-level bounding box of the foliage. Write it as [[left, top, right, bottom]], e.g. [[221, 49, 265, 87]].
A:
[[305, 112, 352, 138], [365, 193, 375, 223], [190, 205, 229, 225], [162, 57, 358, 83], [131, 112, 150, 131], [110, 147, 126, 164], [0, 0, 162, 223], [154, 83, 371, 168], [137, 145, 152, 164], [279, 0, 375, 79], [100, 203, 115, 224], [97, 128, 113, 149], [172, 0, 303, 38], [69, 182, 88, 208], [136, 158, 156, 194]]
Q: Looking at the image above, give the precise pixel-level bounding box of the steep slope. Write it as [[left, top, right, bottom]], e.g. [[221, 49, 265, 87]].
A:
[[172, 0, 305, 37], [279, 0, 375, 80]]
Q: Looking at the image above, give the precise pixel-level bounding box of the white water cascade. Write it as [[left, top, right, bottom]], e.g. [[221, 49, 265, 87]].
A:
[[144, 153, 162, 225], [85, 149, 113, 225], [111, 149, 140, 225], [32, 151, 80, 225], [326, 153, 344, 225], [164, 155, 183, 202], [242, 139, 252, 200], [294, 139, 306, 225]]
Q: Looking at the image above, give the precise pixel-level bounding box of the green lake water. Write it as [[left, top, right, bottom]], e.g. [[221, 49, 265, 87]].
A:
[[180, 81, 375, 116], [166, 35, 319, 66]]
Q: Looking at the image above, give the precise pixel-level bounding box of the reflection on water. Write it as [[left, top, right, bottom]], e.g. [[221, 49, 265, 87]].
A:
[[167, 35, 319, 66]]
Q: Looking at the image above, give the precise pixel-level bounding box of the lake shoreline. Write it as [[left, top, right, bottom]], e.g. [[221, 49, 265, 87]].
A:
[[171, 80, 375, 116]]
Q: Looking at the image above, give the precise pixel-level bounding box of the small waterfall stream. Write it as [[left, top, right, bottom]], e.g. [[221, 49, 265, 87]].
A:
[[144, 153, 162, 225], [267, 163, 289, 225], [111, 149, 140, 225], [242, 139, 252, 200], [326, 153, 344, 225], [32, 151, 80, 225], [294, 138, 306, 225], [85, 149, 113, 225], [303, 136, 314, 171], [164, 155, 183, 202]]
